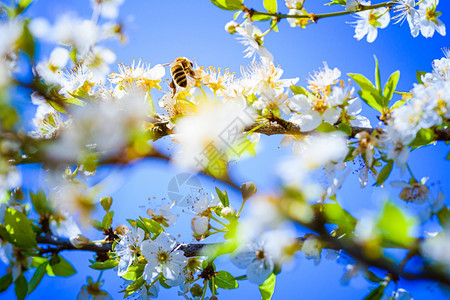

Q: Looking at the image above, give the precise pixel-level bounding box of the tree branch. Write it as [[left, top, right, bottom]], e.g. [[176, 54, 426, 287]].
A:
[[36, 234, 222, 257], [37, 234, 112, 254], [36, 228, 450, 287], [248, 1, 396, 21], [149, 118, 450, 141], [308, 222, 450, 286]]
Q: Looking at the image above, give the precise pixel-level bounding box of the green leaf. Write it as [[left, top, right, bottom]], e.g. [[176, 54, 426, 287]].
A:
[[227, 136, 257, 158], [14, 274, 27, 300], [215, 187, 229, 207], [363, 283, 387, 300], [377, 202, 415, 247], [18, 0, 33, 11], [348, 73, 377, 95], [319, 203, 357, 233], [362, 269, 383, 284], [344, 146, 357, 162], [123, 276, 145, 298], [47, 255, 76, 277], [31, 257, 47, 267], [65, 97, 85, 106], [315, 122, 336, 133], [374, 56, 381, 93], [30, 190, 52, 216], [251, 14, 272, 21], [102, 211, 114, 229], [270, 18, 279, 32], [0, 225, 14, 244], [263, 0, 277, 13], [206, 155, 228, 179], [139, 217, 163, 236], [359, 89, 384, 112], [375, 160, 393, 186], [436, 206, 450, 227], [4, 207, 37, 249], [416, 71, 426, 84], [202, 240, 238, 260], [290, 85, 310, 97], [215, 271, 238, 289], [325, 0, 346, 5], [0, 273, 13, 293], [48, 100, 67, 114], [121, 264, 145, 281], [382, 71, 400, 106], [28, 262, 47, 294], [159, 276, 172, 289], [409, 128, 435, 149], [18, 22, 35, 59], [390, 99, 405, 110], [210, 0, 243, 11], [259, 273, 276, 300], [337, 123, 352, 136], [90, 219, 104, 231], [348, 73, 383, 111], [89, 259, 119, 270]]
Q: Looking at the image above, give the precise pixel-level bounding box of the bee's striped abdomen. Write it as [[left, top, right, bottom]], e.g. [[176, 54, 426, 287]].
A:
[[171, 65, 188, 88]]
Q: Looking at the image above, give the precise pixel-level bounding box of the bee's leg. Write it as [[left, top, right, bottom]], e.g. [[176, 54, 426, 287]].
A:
[[189, 69, 197, 80], [170, 80, 176, 96]]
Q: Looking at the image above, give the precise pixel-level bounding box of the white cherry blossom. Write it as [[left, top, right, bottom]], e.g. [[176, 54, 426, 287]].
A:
[[393, 0, 420, 37], [417, 0, 446, 38], [116, 227, 146, 276], [230, 239, 275, 285], [141, 233, 187, 284], [352, 4, 390, 43], [236, 23, 273, 61]]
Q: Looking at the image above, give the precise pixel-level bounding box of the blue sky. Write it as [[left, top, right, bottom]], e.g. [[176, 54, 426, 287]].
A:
[[2, 0, 450, 299]]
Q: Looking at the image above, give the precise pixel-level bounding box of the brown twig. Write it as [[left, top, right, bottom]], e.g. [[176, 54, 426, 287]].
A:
[[35, 227, 450, 287], [148, 117, 450, 141]]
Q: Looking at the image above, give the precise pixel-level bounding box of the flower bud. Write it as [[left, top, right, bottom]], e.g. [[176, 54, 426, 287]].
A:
[[301, 235, 322, 265], [147, 208, 155, 217], [345, 0, 359, 12], [240, 182, 257, 201], [225, 21, 239, 34], [191, 216, 209, 235], [70, 234, 90, 248], [221, 206, 236, 219], [100, 197, 112, 211], [190, 284, 203, 297]]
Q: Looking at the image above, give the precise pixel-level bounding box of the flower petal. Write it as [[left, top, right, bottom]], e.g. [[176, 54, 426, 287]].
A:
[[246, 260, 274, 285]]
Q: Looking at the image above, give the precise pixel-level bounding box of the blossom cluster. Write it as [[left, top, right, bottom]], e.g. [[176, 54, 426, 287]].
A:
[[115, 229, 188, 293], [223, 0, 446, 47], [320, 0, 444, 42], [383, 50, 450, 171]]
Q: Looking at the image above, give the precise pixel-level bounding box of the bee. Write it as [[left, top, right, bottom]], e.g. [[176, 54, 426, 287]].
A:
[[164, 57, 197, 96]]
